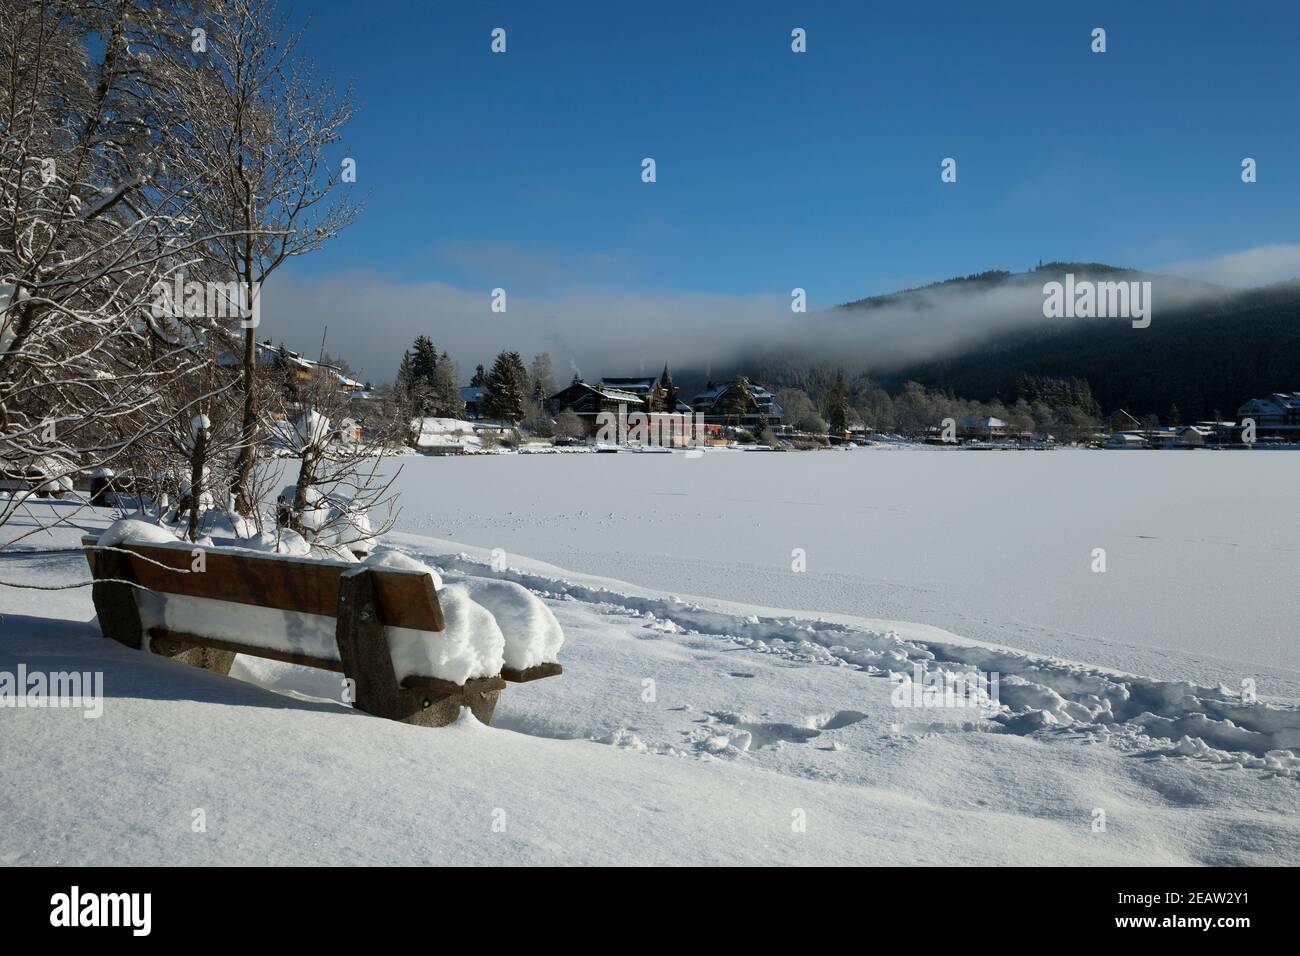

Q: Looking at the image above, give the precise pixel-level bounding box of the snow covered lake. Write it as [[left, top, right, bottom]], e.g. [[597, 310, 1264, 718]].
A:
[[388, 447, 1300, 690], [2, 446, 1298, 865]]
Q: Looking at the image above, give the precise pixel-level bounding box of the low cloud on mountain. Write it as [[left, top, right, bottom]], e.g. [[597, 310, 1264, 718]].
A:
[[263, 243, 1297, 384]]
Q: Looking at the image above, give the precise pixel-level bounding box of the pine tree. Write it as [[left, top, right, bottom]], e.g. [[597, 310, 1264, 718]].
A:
[[528, 353, 556, 405], [431, 351, 465, 418], [470, 364, 487, 388], [394, 350, 415, 424], [410, 336, 439, 384], [400, 336, 443, 416], [826, 370, 850, 436], [483, 351, 528, 423], [717, 376, 752, 425]]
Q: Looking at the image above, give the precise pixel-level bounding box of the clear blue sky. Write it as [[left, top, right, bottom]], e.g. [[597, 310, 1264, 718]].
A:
[[267, 1, 1300, 381]]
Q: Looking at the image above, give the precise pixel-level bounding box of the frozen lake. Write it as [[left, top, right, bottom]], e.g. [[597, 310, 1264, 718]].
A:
[[5, 448, 1299, 865], [388, 447, 1300, 686]]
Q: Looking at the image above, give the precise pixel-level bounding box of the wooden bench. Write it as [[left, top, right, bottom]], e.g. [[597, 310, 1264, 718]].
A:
[[82, 535, 561, 727]]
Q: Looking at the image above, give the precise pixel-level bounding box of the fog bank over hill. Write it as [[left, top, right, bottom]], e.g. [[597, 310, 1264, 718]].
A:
[[259, 274, 793, 384], [262, 245, 1297, 385], [814, 263, 1231, 371], [680, 264, 1242, 392]]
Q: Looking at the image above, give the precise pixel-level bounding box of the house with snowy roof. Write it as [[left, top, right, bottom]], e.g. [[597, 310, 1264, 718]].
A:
[[217, 340, 363, 394], [691, 380, 783, 427], [599, 366, 692, 414], [458, 386, 486, 419], [956, 415, 1009, 440], [546, 380, 650, 434], [546, 366, 694, 435], [1236, 392, 1300, 442], [1107, 409, 1142, 433]]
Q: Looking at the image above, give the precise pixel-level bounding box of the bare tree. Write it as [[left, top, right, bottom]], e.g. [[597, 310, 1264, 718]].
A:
[[1, 1, 364, 578], [0, 0, 238, 548], [175, 0, 359, 513], [271, 360, 399, 557], [553, 408, 585, 440]]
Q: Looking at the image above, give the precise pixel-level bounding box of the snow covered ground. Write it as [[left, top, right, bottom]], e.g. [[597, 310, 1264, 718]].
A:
[[412, 417, 482, 451], [387, 447, 1300, 690], [2, 447, 1299, 865]]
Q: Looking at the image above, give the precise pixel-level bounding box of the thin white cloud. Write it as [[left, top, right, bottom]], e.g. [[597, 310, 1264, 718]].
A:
[[1157, 243, 1300, 288], [260, 271, 792, 384]]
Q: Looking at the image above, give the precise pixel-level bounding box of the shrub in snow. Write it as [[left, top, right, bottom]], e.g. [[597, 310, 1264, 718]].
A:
[[34, 472, 74, 496], [242, 529, 313, 556], [315, 499, 378, 554], [193, 507, 259, 543], [20, 455, 75, 498], [179, 465, 214, 512], [99, 518, 184, 549], [277, 486, 378, 556], [278, 484, 328, 531]]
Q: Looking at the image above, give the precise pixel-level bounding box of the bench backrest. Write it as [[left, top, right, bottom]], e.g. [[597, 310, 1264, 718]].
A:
[[82, 536, 443, 632]]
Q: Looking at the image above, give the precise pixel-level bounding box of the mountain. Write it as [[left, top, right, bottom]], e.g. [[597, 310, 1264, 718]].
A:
[[874, 267, 1300, 421], [682, 262, 1300, 421]]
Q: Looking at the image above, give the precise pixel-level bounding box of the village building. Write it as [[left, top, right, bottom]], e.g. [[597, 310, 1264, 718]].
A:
[[1175, 425, 1213, 447], [545, 380, 648, 434], [957, 415, 1009, 441], [1236, 392, 1300, 442], [599, 366, 692, 414], [217, 341, 368, 439], [1107, 409, 1142, 433], [546, 366, 701, 440], [217, 340, 365, 395], [690, 380, 783, 428], [458, 386, 486, 419]]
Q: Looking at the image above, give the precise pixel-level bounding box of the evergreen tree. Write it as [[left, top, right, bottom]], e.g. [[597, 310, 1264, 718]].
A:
[[826, 370, 850, 436], [394, 351, 416, 435], [430, 351, 465, 418], [528, 352, 556, 405], [399, 336, 440, 416], [718, 375, 752, 424], [470, 364, 487, 388], [410, 336, 439, 384], [483, 351, 528, 423]]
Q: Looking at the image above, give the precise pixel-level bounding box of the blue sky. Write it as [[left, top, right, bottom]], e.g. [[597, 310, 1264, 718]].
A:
[[270, 0, 1300, 380]]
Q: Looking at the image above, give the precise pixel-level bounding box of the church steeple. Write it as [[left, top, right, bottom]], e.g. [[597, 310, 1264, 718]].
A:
[[659, 364, 678, 412]]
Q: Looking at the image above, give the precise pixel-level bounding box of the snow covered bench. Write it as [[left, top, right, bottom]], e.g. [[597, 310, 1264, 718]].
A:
[[81, 530, 562, 727]]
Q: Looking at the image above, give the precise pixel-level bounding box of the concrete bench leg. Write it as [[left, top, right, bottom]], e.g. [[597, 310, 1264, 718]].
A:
[[90, 547, 144, 651], [336, 568, 492, 728], [147, 634, 237, 676], [410, 688, 500, 727], [91, 547, 233, 675]]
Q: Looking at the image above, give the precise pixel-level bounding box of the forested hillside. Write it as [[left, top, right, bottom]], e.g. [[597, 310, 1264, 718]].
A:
[[880, 280, 1300, 421]]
